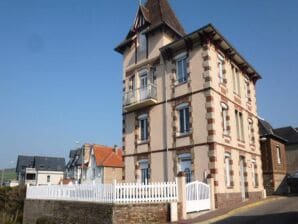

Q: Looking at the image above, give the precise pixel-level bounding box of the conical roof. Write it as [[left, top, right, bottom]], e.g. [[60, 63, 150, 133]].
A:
[[115, 0, 185, 53], [144, 0, 185, 36]]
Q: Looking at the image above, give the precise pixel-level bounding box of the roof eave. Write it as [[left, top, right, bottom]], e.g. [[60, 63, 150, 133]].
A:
[[160, 23, 262, 81]]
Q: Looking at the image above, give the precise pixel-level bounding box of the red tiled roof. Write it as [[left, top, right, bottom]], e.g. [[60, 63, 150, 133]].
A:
[[93, 145, 124, 168]]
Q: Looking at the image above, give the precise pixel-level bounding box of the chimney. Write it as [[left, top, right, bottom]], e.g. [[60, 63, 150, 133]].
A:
[[113, 145, 118, 154]]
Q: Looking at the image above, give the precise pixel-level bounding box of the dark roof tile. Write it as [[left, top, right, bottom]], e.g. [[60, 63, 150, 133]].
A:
[[274, 127, 298, 144]]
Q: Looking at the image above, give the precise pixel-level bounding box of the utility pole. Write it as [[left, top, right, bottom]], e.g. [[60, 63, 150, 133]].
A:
[[1, 169, 4, 186]]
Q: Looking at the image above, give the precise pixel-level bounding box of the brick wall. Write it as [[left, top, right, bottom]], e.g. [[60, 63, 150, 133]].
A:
[[23, 200, 170, 224], [215, 191, 263, 209]]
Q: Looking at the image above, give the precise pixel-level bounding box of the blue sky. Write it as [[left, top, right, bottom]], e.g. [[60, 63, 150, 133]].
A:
[[0, 0, 297, 169]]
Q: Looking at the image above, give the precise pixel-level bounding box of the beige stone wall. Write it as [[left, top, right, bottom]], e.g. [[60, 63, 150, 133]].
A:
[[103, 167, 123, 184], [36, 171, 64, 185], [121, 26, 264, 201]]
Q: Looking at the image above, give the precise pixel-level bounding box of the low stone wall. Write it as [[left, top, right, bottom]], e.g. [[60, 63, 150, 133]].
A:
[[23, 199, 170, 224], [215, 191, 264, 209]]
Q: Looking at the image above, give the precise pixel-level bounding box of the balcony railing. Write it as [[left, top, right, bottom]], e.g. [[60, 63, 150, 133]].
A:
[[123, 83, 157, 111]]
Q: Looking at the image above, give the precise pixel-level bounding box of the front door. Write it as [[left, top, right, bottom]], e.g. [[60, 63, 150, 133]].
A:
[[239, 157, 246, 200]]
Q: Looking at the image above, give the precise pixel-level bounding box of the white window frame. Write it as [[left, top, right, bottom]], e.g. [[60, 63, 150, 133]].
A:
[[276, 145, 281, 164], [248, 118, 254, 144], [138, 114, 148, 142], [251, 159, 257, 187], [139, 159, 149, 185], [139, 70, 148, 89], [218, 54, 224, 83], [244, 78, 250, 102], [177, 153, 192, 183], [225, 152, 231, 187], [176, 103, 190, 135], [175, 52, 188, 84], [221, 103, 228, 135]]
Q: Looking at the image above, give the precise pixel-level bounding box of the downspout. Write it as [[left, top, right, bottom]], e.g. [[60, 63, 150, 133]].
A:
[[161, 54, 169, 182]]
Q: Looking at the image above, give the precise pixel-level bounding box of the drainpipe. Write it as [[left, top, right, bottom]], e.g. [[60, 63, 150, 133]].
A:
[[162, 56, 169, 182]]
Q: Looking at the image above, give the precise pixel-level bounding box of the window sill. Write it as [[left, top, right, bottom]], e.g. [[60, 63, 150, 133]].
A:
[[137, 140, 149, 145], [223, 132, 231, 138], [174, 78, 190, 87], [237, 139, 245, 143], [176, 131, 192, 138], [219, 82, 227, 88]]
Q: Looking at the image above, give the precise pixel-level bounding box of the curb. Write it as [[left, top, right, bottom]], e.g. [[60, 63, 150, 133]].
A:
[[197, 197, 285, 224]]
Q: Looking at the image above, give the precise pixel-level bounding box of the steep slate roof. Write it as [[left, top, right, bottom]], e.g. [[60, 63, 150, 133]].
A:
[[258, 119, 287, 143], [34, 156, 65, 172], [115, 0, 185, 53], [274, 127, 298, 144], [16, 155, 65, 172], [16, 155, 34, 172], [144, 0, 185, 36], [93, 145, 124, 168]]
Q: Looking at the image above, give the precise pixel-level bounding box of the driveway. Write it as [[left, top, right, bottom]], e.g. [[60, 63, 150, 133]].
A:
[[212, 196, 298, 224]]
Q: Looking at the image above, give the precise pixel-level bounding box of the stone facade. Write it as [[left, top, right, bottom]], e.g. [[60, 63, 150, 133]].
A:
[[23, 200, 170, 224], [260, 138, 287, 195], [116, 0, 264, 209]]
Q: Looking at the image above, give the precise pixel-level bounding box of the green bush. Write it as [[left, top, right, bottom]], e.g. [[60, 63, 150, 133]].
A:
[[0, 185, 26, 224]]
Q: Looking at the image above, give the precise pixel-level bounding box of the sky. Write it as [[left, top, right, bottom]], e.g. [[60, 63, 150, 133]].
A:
[[0, 0, 297, 169]]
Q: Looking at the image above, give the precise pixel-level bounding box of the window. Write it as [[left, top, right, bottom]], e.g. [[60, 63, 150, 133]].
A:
[[175, 53, 188, 84], [26, 173, 36, 180], [177, 153, 192, 183], [139, 71, 148, 101], [151, 67, 157, 84], [232, 65, 241, 96], [47, 175, 50, 183], [276, 145, 281, 164], [136, 31, 147, 62], [248, 119, 254, 144], [139, 160, 149, 184], [218, 54, 224, 83], [139, 71, 148, 89], [221, 103, 229, 135], [176, 103, 190, 135], [244, 78, 251, 102], [129, 75, 135, 92], [235, 110, 244, 141], [138, 114, 148, 141], [224, 152, 232, 187], [251, 159, 258, 187], [138, 32, 147, 53]]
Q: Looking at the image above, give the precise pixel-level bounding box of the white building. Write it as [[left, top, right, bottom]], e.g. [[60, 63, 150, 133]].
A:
[[16, 155, 65, 186]]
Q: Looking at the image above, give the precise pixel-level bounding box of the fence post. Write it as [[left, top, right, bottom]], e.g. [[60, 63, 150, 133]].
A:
[[177, 172, 186, 220], [113, 179, 117, 203], [207, 177, 215, 210]]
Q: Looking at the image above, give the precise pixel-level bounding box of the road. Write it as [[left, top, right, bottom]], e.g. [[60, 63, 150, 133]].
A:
[[213, 196, 298, 224]]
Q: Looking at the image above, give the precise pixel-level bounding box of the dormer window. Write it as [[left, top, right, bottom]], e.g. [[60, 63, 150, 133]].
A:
[[135, 31, 148, 62], [138, 32, 147, 53]]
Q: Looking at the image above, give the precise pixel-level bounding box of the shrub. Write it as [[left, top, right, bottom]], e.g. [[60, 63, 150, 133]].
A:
[[0, 185, 26, 224]]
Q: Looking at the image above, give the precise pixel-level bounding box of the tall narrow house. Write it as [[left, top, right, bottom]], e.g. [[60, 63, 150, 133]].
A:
[[115, 0, 264, 208]]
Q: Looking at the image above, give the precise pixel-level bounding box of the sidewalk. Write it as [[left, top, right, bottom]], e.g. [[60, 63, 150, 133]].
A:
[[172, 196, 283, 224]]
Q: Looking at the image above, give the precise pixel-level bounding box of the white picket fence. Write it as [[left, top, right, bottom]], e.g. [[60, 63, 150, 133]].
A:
[[26, 181, 178, 204]]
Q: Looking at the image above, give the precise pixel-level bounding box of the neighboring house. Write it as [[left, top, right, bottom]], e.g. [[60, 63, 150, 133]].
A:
[[65, 143, 92, 183], [259, 118, 288, 195], [115, 0, 264, 208], [85, 145, 123, 184], [274, 126, 298, 174], [66, 144, 123, 184], [16, 155, 65, 186]]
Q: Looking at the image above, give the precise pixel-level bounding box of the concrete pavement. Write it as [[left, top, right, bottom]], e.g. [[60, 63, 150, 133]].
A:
[[203, 196, 298, 224]]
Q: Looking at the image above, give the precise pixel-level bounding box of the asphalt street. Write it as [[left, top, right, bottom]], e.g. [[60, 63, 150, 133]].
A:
[[213, 196, 298, 224]]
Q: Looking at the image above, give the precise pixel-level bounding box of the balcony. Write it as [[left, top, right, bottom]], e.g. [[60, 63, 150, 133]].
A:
[[123, 83, 157, 112]]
